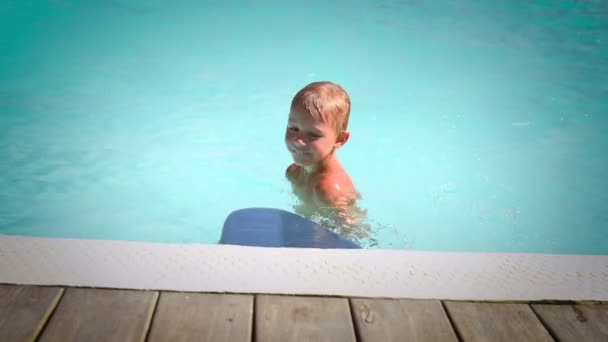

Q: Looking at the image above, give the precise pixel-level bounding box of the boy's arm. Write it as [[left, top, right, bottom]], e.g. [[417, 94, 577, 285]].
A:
[[314, 179, 369, 240], [313, 179, 350, 209], [285, 163, 299, 182], [313, 177, 355, 226]]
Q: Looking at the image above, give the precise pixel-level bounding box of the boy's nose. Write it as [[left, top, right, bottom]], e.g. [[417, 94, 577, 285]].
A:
[[293, 137, 306, 147]]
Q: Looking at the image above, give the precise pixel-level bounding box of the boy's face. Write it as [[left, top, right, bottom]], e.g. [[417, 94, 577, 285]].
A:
[[285, 108, 349, 168]]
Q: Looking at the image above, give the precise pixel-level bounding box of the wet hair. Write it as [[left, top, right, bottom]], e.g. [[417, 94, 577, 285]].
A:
[[290, 81, 351, 135]]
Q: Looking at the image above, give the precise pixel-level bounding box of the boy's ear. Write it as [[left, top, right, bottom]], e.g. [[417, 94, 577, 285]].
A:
[[335, 131, 350, 148]]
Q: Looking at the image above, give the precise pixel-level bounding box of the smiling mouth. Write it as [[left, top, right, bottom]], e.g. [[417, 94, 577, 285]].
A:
[[290, 149, 310, 157]]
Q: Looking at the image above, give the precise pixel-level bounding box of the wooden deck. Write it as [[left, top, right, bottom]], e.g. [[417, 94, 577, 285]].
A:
[[1, 284, 606, 341]]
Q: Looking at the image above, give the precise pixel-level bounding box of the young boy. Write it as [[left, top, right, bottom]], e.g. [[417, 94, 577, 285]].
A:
[[284, 81, 366, 237]]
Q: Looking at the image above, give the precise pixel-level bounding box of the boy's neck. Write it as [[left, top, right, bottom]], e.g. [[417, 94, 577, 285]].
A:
[[302, 152, 339, 174]]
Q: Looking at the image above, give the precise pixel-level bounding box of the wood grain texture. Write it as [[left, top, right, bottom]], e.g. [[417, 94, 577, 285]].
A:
[[147, 292, 253, 342], [351, 298, 458, 341], [0, 285, 63, 342], [532, 304, 608, 342], [444, 301, 553, 342], [38, 287, 158, 342], [256, 295, 355, 342]]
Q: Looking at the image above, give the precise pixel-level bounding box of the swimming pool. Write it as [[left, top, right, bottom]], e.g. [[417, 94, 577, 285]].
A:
[[1, 0, 607, 254]]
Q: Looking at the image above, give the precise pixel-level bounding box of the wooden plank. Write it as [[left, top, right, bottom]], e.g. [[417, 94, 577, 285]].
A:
[[38, 287, 158, 342], [256, 295, 356, 342], [351, 298, 458, 341], [532, 304, 608, 342], [147, 292, 253, 342], [444, 301, 553, 342], [0, 285, 64, 342]]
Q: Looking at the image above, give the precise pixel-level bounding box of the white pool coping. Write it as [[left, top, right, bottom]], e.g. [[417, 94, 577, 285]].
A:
[[1, 234, 606, 301]]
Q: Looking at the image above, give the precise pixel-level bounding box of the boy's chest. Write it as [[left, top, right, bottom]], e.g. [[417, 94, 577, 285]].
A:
[[288, 166, 356, 204], [288, 169, 317, 202], [290, 176, 315, 202]]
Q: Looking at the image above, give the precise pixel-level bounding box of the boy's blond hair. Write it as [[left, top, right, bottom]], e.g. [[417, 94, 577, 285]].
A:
[[290, 81, 351, 135]]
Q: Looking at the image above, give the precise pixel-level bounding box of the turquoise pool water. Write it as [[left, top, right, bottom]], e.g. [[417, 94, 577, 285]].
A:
[[1, 0, 606, 253]]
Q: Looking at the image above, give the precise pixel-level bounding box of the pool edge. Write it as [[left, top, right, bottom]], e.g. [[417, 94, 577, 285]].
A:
[[1, 234, 606, 301]]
